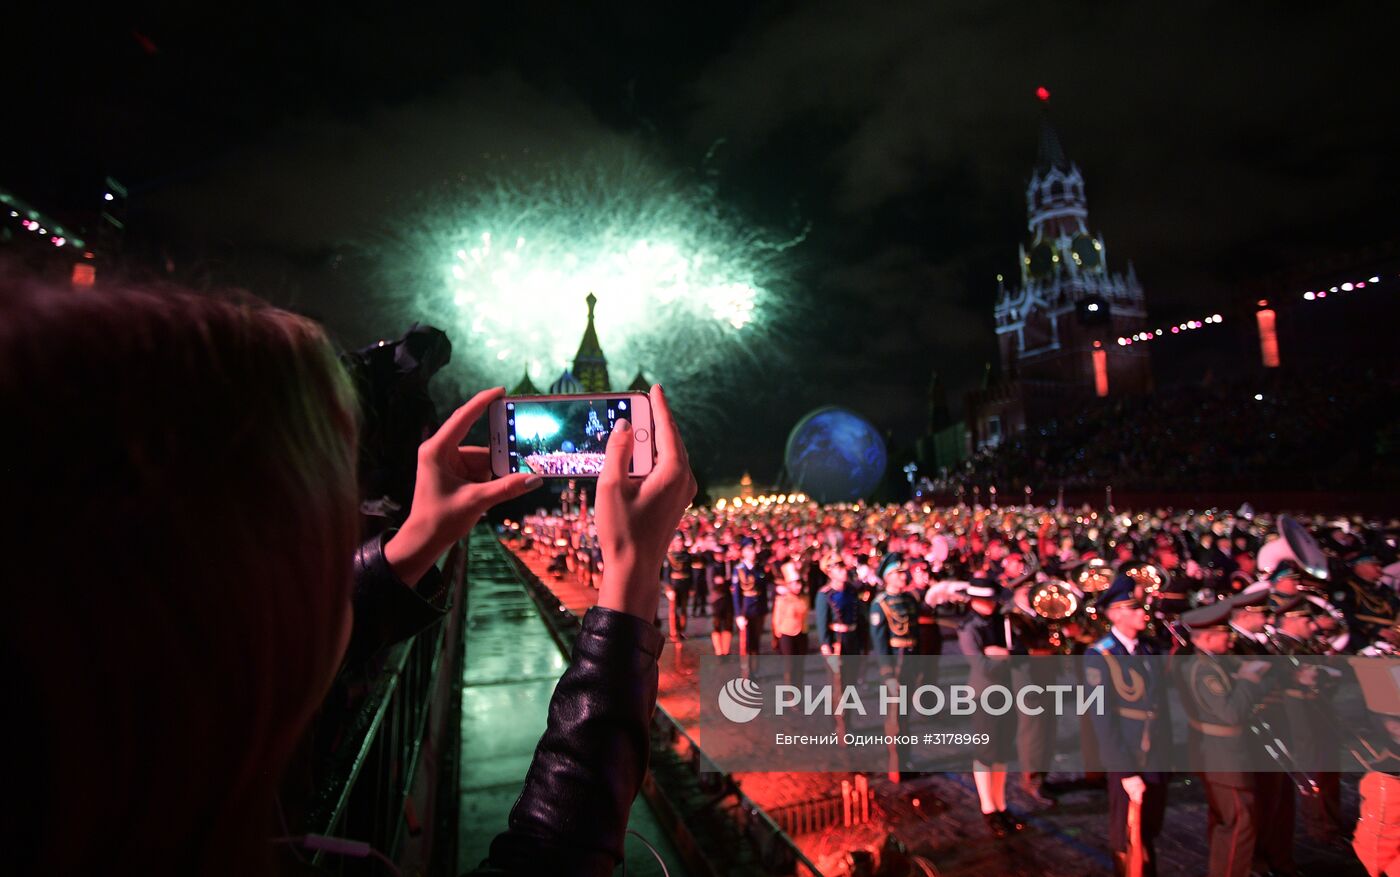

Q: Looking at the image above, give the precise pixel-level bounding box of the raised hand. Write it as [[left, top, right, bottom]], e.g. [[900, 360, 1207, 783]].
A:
[[594, 385, 698, 620], [386, 387, 541, 586]]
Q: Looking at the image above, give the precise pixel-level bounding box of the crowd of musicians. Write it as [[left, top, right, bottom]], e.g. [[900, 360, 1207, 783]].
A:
[[512, 500, 1400, 877]]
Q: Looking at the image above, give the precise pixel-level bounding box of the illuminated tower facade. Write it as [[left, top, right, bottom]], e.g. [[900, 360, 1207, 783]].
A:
[[968, 91, 1152, 448], [993, 95, 1151, 396]]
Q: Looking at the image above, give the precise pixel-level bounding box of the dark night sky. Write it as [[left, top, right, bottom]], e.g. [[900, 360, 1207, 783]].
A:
[[7, 2, 1398, 480]]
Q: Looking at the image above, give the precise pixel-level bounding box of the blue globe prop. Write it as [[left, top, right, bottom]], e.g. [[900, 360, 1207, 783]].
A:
[[784, 406, 887, 503]]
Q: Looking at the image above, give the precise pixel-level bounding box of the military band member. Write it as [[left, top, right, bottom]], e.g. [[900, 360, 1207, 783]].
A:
[[1175, 601, 1274, 877], [1228, 582, 1273, 656], [688, 533, 712, 617], [665, 532, 692, 641], [709, 542, 736, 656], [816, 560, 863, 657], [958, 578, 1025, 838], [870, 553, 920, 779], [732, 537, 770, 659], [1249, 593, 1315, 877], [1350, 661, 1400, 877], [1086, 576, 1170, 877], [1272, 594, 1345, 847], [1334, 554, 1400, 652], [1007, 582, 1062, 807], [1227, 550, 1259, 594], [870, 554, 921, 660]]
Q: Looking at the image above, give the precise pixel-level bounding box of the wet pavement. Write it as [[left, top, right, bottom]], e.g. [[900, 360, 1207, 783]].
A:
[[456, 528, 689, 876]]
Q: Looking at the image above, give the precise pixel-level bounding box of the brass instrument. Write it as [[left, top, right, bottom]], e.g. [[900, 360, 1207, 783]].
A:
[[1028, 579, 1081, 620], [1012, 577, 1082, 653], [1075, 559, 1115, 642], [1075, 559, 1115, 593], [1258, 514, 1331, 581], [1119, 561, 1169, 600]]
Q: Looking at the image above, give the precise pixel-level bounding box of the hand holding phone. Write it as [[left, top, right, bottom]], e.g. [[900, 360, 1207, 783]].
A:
[[385, 387, 543, 586], [592, 385, 697, 621]]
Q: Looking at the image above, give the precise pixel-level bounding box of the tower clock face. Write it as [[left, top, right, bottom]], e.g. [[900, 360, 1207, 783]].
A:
[[1072, 234, 1101, 270], [1028, 241, 1056, 277]]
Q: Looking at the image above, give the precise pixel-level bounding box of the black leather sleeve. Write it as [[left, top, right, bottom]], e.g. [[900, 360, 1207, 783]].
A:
[[474, 605, 665, 876], [346, 530, 448, 667]]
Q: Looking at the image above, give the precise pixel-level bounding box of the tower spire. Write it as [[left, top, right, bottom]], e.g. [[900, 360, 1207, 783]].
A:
[[1034, 89, 1071, 174], [571, 292, 611, 392]]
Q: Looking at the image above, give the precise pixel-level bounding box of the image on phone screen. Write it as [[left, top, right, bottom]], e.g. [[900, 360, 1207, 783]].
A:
[[504, 397, 633, 476]]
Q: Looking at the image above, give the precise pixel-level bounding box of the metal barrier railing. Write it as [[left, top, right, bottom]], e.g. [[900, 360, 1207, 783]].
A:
[[297, 536, 469, 875], [648, 707, 825, 877], [766, 776, 874, 838]]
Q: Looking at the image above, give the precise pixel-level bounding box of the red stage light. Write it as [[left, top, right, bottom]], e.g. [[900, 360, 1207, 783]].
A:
[[1256, 308, 1280, 368], [1092, 347, 1109, 397]]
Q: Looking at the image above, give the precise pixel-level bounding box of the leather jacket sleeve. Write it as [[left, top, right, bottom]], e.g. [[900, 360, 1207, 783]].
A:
[[472, 604, 665, 876], [346, 529, 448, 667]]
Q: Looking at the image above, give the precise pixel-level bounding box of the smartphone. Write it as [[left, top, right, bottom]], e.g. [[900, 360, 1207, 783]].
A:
[[489, 392, 654, 478]]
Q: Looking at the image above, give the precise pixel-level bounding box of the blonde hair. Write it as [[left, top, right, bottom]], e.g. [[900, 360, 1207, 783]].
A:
[[0, 276, 360, 873]]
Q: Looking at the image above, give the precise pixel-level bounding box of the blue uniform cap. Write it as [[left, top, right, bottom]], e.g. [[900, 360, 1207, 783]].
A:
[[877, 552, 905, 581]]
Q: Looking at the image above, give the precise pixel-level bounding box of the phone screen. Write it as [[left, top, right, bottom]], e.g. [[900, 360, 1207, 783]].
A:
[[504, 396, 634, 476]]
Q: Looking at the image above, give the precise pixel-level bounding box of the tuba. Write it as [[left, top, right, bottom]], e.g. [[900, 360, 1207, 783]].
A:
[[1257, 514, 1331, 581]]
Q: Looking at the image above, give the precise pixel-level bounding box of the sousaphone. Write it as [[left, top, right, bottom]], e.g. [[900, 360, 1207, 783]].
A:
[[1257, 514, 1331, 581]]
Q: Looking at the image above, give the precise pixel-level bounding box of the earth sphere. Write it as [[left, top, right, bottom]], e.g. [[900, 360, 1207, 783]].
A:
[[783, 406, 887, 503]]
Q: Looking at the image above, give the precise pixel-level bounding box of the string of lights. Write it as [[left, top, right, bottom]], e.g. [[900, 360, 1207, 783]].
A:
[[1, 189, 86, 249], [1302, 274, 1384, 301], [1116, 313, 1224, 346], [714, 493, 808, 510]]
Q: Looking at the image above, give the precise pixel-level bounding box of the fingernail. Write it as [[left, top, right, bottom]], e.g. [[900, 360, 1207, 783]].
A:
[[525, 475, 543, 488]]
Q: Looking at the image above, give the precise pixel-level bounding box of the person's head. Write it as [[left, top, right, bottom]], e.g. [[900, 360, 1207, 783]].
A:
[[970, 597, 998, 615], [1181, 601, 1235, 654], [1105, 600, 1149, 636], [2, 279, 360, 873], [1001, 553, 1025, 579], [1271, 565, 1303, 595], [1353, 557, 1385, 584], [1191, 628, 1233, 655], [910, 562, 930, 587], [741, 541, 757, 564], [966, 579, 1000, 615], [1232, 605, 1268, 633], [1277, 608, 1317, 641], [1235, 551, 1257, 575], [882, 566, 907, 594]]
